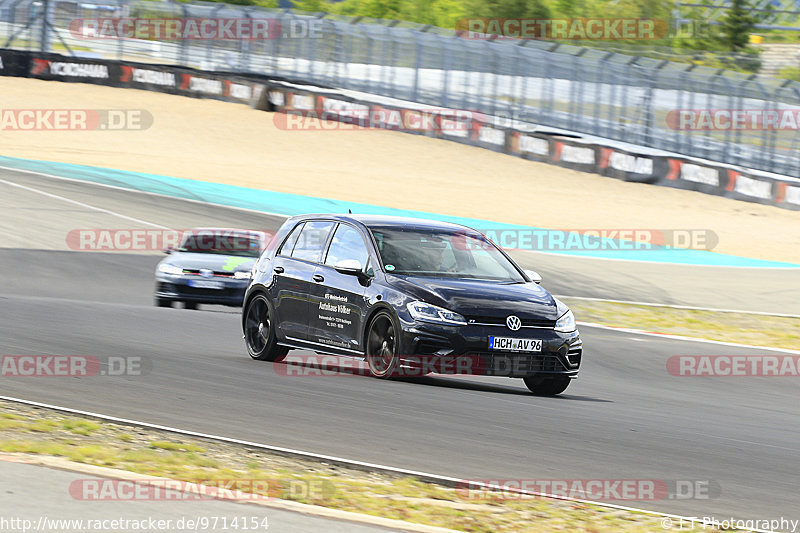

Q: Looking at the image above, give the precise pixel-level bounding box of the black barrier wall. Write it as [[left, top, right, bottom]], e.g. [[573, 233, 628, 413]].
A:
[[1, 48, 798, 211], [1, 50, 261, 105]]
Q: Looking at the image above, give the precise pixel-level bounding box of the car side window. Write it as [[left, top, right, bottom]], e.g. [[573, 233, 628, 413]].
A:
[[278, 223, 304, 256], [291, 221, 335, 263], [324, 224, 370, 268]]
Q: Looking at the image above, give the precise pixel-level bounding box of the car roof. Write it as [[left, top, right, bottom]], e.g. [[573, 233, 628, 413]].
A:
[[287, 214, 476, 232], [186, 228, 267, 236]]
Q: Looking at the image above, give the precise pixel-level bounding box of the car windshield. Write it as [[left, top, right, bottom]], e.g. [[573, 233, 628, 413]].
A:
[[177, 231, 263, 257], [370, 226, 526, 282]]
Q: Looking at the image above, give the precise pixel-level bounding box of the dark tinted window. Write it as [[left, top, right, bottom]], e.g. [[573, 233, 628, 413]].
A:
[[178, 230, 263, 258], [291, 221, 335, 263], [370, 226, 525, 282], [325, 224, 369, 268], [278, 223, 304, 256]]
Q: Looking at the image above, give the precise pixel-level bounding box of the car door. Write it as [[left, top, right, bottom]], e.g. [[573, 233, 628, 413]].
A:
[[269, 221, 334, 342], [308, 223, 372, 353]]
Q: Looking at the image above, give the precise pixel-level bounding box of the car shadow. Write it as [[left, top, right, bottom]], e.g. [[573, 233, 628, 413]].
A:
[[393, 375, 612, 402], [274, 357, 611, 402]]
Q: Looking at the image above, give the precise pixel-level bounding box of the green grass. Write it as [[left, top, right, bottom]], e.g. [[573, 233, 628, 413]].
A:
[[61, 420, 101, 435], [149, 440, 206, 453], [562, 298, 799, 350], [0, 400, 734, 532]]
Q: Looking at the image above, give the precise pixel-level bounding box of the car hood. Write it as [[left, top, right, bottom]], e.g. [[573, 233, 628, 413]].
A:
[[158, 252, 256, 272], [386, 275, 560, 321]]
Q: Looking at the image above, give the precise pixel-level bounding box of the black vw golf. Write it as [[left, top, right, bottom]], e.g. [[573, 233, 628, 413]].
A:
[[242, 214, 582, 395]]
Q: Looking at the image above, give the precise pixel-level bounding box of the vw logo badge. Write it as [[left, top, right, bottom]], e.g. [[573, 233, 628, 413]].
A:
[[200, 268, 214, 279], [506, 315, 521, 331]]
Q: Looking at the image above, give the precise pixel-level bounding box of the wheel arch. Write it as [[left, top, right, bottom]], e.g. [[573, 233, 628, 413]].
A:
[[361, 303, 399, 355], [241, 285, 269, 332]]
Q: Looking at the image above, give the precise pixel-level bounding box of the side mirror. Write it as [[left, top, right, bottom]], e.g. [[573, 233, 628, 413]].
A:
[[524, 269, 542, 284], [334, 259, 363, 276]]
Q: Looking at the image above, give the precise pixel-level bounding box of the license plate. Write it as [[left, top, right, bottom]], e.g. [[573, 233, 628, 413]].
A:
[[187, 280, 224, 289], [489, 337, 542, 353]]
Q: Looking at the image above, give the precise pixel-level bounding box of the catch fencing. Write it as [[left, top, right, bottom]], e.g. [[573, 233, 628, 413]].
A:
[[2, 0, 800, 176]]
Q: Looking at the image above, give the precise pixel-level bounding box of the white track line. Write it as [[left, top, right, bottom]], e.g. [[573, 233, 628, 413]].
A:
[[0, 165, 293, 220], [0, 177, 170, 229], [2, 164, 799, 270], [558, 295, 800, 319], [0, 395, 773, 533], [577, 321, 800, 354]]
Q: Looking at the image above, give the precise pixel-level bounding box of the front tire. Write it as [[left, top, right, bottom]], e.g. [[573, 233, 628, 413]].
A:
[[523, 376, 571, 396], [155, 297, 172, 308], [244, 294, 288, 362], [365, 310, 400, 378]]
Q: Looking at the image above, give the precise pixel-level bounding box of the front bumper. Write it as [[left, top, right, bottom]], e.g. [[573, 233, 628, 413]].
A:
[[397, 321, 582, 378], [155, 276, 249, 306]]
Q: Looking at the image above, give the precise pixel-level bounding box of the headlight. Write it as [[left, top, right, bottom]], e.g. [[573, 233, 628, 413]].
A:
[[158, 263, 183, 276], [554, 309, 576, 333], [233, 271, 251, 280], [407, 301, 467, 325]]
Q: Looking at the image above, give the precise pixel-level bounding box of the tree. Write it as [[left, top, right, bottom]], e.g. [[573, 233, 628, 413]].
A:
[[292, 0, 330, 13], [554, 0, 585, 19], [718, 0, 758, 51], [361, 0, 405, 20], [465, 0, 550, 20]]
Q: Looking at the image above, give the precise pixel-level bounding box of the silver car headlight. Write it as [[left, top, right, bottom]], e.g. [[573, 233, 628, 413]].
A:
[[554, 309, 576, 333], [158, 263, 183, 276], [407, 301, 467, 325], [233, 270, 251, 280]]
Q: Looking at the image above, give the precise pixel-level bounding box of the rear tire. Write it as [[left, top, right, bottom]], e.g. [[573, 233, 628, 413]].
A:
[[183, 301, 198, 310], [523, 376, 571, 396], [244, 294, 288, 362], [155, 297, 172, 308], [365, 310, 400, 378]]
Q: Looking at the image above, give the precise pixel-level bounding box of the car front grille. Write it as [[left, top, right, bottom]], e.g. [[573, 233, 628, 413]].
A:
[[469, 352, 569, 376], [178, 286, 237, 297], [158, 282, 239, 298], [466, 316, 556, 328], [182, 269, 234, 278]]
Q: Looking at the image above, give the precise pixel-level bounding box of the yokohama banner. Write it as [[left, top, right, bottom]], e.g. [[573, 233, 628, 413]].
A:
[[12, 51, 261, 105]]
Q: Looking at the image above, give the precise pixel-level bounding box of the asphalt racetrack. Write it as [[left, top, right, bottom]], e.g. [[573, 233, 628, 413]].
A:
[[1, 169, 799, 525]]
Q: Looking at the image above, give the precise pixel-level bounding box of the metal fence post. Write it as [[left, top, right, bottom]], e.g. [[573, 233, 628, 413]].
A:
[[410, 27, 428, 103]]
